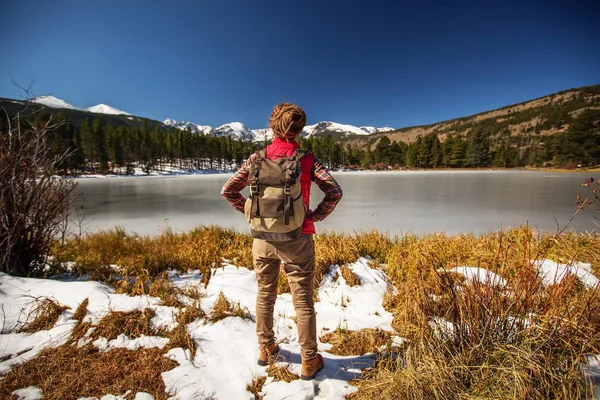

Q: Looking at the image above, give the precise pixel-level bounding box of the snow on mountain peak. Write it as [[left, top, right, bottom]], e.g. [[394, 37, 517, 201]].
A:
[[302, 121, 394, 137], [214, 122, 254, 141], [163, 118, 394, 142], [163, 119, 213, 135], [86, 104, 131, 116], [31, 95, 82, 110]]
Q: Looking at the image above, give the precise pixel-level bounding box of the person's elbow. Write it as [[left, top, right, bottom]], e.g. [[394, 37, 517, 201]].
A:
[[220, 186, 231, 200], [332, 187, 343, 202]]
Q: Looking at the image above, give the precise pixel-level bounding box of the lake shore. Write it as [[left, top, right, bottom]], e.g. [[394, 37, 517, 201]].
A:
[[68, 165, 600, 180]]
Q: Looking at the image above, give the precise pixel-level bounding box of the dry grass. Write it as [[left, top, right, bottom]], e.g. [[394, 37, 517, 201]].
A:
[[114, 272, 184, 308], [0, 345, 178, 400], [18, 298, 69, 333], [92, 309, 156, 341], [44, 225, 600, 398], [209, 292, 232, 322], [340, 265, 361, 286], [164, 322, 196, 359], [246, 375, 266, 400], [277, 269, 290, 294], [177, 302, 206, 325], [320, 328, 391, 356], [208, 292, 253, 323], [266, 364, 300, 382], [351, 227, 600, 400], [51, 225, 254, 281], [72, 298, 89, 321]]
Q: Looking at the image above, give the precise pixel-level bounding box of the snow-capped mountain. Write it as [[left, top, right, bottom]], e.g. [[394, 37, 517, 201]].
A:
[[87, 104, 130, 116], [31, 95, 82, 110], [163, 119, 213, 135], [252, 128, 273, 143], [163, 118, 395, 141], [213, 122, 255, 141], [360, 126, 394, 134], [30, 95, 132, 117], [302, 121, 394, 137]]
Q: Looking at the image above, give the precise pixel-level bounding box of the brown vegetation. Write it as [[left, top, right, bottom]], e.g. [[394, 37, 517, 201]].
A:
[[92, 309, 156, 341], [0, 345, 177, 400], [266, 364, 300, 382], [18, 298, 69, 333], [246, 375, 266, 400], [340, 265, 360, 286], [321, 328, 391, 356]]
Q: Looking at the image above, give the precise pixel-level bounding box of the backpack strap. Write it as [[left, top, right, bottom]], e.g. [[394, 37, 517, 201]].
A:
[[249, 151, 265, 217], [282, 150, 306, 225]]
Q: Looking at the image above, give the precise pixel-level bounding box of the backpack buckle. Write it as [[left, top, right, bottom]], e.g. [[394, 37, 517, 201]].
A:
[[250, 184, 259, 195], [283, 186, 291, 195]]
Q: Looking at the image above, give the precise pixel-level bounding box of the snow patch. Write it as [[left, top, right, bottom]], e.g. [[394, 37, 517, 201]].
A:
[[11, 386, 43, 400], [93, 334, 169, 351], [446, 266, 507, 287], [532, 259, 600, 289]]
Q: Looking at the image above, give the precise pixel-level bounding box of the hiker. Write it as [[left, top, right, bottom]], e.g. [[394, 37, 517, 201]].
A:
[[221, 102, 342, 380]]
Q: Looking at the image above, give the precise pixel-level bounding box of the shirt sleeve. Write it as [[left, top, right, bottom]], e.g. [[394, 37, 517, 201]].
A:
[[310, 158, 343, 222], [221, 155, 254, 213]]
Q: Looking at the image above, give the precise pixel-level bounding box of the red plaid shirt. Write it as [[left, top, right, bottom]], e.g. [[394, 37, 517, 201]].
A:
[[221, 153, 342, 223]]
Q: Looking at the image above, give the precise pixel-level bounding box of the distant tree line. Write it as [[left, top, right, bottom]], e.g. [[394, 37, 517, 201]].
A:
[[301, 108, 600, 170], [0, 111, 260, 175], [1, 95, 598, 175]]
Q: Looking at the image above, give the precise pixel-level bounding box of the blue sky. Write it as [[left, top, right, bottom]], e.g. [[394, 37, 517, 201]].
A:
[[1, 0, 598, 129]]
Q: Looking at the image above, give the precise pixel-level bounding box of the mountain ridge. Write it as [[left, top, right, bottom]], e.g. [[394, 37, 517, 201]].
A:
[[2, 83, 599, 145]]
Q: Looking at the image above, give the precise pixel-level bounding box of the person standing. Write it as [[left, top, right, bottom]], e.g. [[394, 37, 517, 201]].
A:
[[221, 102, 342, 380]]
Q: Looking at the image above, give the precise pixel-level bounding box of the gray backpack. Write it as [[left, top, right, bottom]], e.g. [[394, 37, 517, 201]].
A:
[[244, 149, 309, 241]]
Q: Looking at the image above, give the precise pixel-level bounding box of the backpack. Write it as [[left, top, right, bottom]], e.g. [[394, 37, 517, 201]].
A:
[[244, 149, 309, 241]]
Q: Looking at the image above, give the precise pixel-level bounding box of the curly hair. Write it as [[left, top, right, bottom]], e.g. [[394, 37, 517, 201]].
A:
[[269, 102, 306, 139]]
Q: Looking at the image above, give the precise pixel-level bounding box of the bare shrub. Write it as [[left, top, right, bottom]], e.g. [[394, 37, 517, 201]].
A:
[[0, 108, 76, 276]]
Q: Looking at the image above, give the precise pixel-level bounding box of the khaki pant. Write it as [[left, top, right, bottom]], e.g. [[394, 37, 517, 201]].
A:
[[253, 234, 317, 360]]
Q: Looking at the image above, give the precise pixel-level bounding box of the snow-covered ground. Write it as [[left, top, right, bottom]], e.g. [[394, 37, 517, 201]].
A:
[[2, 258, 599, 399]]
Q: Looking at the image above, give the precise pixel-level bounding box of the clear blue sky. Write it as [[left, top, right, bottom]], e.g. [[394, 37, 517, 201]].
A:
[[1, 0, 598, 129]]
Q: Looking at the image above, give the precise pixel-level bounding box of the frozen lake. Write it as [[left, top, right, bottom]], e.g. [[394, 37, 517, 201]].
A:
[[72, 170, 599, 236]]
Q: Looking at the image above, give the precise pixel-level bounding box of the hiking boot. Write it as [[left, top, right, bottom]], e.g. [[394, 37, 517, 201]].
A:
[[258, 342, 280, 366], [300, 353, 324, 380]]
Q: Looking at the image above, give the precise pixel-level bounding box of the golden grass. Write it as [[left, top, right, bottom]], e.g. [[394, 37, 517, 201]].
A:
[[51, 225, 254, 281], [266, 364, 300, 382], [18, 298, 69, 333], [208, 292, 253, 323], [72, 298, 89, 321], [164, 323, 196, 359], [320, 328, 391, 356], [340, 265, 361, 286], [246, 375, 266, 400], [350, 227, 600, 400], [277, 269, 290, 294], [92, 309, 156, 341], [0, 345, 178, 400], [177, 302, 206, 325], [114, 272, 185, 308], [209, 292, 231, 322], [46, 224, 600, 398]]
